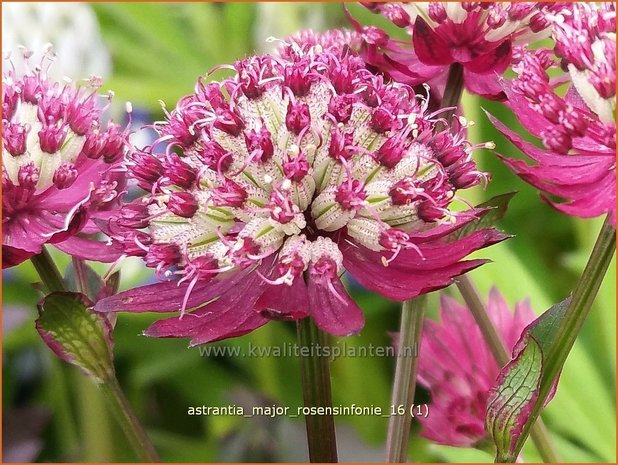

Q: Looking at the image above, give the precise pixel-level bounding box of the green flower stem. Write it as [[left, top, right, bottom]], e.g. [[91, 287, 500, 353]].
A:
[[99, 376, 160, 462], [71, 256, 117, 461], [385, 295, 427, 462], [31, 246, 66, 292], [31, 250, 159, 462], [296, 317, 338, 462], [49, 360, 81, 459], [32, 248, 81, 458], [76, 371, 114, 461], [72, 256, 94, 299], [442, 63, 465, 114], [507, 216, 616, 462], [455, 275, 559, 462], [440, 60, 559, 462], [71, 256, 159, 462]]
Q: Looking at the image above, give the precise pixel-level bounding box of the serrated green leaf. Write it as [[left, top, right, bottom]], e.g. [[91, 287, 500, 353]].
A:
[[486, 296, 571, 462], [487, 340, 542, 459], [468, 244, 615, 461], [454, 192, 516, 239], [36, 292, 114, 384]]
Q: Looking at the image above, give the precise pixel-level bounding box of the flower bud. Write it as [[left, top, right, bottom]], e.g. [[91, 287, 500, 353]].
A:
[[286, 101, 311, 135], [166, 191, 198, 218], [18, 162, 40, 189], [163, 154, 196, 189], [245, 127, 274, 163], [52, 163, 79, 189]]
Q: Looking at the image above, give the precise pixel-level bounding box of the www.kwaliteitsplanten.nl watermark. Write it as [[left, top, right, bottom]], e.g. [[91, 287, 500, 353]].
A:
[[198, 341, 418, 361]]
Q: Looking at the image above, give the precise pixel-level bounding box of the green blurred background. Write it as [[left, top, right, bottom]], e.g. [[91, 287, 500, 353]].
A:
[[2, 2, 615, 463]]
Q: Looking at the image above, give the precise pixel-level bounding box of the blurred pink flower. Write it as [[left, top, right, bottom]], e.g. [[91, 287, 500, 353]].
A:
[[490, 3, 616, 223], [2, 49, 127, 268], [96, 41, 504, 345], [352, 2, 563, 99], [417, 289, 536, 448]]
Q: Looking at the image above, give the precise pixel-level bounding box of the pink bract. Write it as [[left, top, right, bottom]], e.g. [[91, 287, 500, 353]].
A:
[[96, 40, 505, 345], [490, 3, 616, 224], [417, 289, 536, 448], [2, 50, 127, 268]]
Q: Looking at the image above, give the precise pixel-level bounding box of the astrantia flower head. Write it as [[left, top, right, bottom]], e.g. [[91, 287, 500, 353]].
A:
[[354, 2, 562, 99], [490, 3, 616, 223], [2, 48, 127, 268], [416, 289, 535, 448], [97, 40, 505, 345]]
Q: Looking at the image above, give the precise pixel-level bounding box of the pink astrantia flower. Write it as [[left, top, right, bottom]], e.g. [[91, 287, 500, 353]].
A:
[[2, 49, 127, 268], [489, 3, 616, 224], [353, 2, 561, 99], [96, 42, 505, 345], [416, 289, 535, 448]]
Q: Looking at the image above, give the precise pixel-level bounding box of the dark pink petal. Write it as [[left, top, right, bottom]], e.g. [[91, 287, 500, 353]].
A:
[[502, 82, 607, 154], [359, 38, 447, 94], [144, 270, 269, 345], [540, 178, 615, 221], [420, 296, 494, 389], [255, 275, 310, 320], [499, 153, 614, 208], [394, 229, 507, 269], [344, 228, 505, 270], [341, 229, 506, 301], [463, 70, 505, 100], [486, 111, 613, 167], [2, 245, 36, 269], [37, 158, 108, 210], [412, 16, 453, 66], [501, 81, 549, 138], [4, 215, 52, 254], [307, 275, 364, 336], [499, 154, 612, 186], [465, 41, 512, 74], [189, 310, 267, 346], [95, 268, 252, 313], [503, 155, 615, 221], [488, 110, 616, 222], [384, 39, 446, 85], [53, 236, 121, 263], [346, 256, 488, 301]]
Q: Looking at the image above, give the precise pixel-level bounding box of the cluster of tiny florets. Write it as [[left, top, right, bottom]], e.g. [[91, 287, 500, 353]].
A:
[[111, 42, 487, 301], [2, 48, 127, 267], [511, 3, 616, 153], [277, 29, 362, 59]]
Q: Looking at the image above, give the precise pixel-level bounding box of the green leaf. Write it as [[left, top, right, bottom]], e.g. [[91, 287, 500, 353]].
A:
[[106, 271, 122, 297], [65, 262, 121, 301], [454, 191, 516, 240], [65, 262, 104, 296], [486, 296, 571, 462], [36, 292, 115, 384], [467, 244, 615, 461]]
